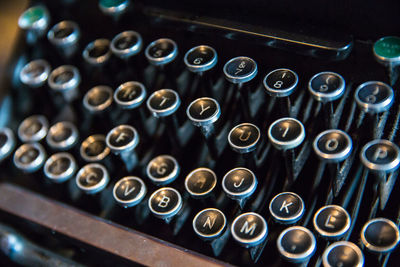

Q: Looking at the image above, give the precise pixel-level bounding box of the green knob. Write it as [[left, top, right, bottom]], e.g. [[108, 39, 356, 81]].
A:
[[99, 0, 130, 17], [374, 36, 400, 65], [18, 5, 49, 31]]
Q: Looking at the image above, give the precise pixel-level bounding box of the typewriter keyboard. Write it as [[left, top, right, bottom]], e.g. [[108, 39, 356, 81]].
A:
[[1, 1, 400, 266]]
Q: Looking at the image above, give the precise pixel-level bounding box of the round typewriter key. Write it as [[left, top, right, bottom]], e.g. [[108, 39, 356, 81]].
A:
[[277, 226, 316, 263], [361, 218, 399, 253], [322, 241, 364, 267], [13, 143, 46, 173], [46, 121, 78, 151], [76, 163, 109, 194], [373, 36, 400, 66], [20, 59, 51, 88], [18, 5, 50, 41], [228, 123, 260, 153], [184, 45, 218, 73], [308, 72, 345, 102], [106, 125, 139, 153], [146, 155, 180, 186], [44, 152, 77, 183], [355, 81, 394, 113], [83, 85, 113, 113], [145, 38, 178, 66], [360, 139, 400, 173], [264, 68, 298, 97], [223, 56, 258, 84], [99, 0, 130, 18], [80, 134, 110, 162], [268, 117, 305, 150], [187, 97, 220, 127], [231, 212, 267, 247], [269, 192, 305, 224], [83, 39, 112, 66], [148, 187, 182, 219], [147, 89, 180, 117], [47, 20, 80, 56], [193, 208, 226, 240], [313, 205, 351, 240], [113, 176, 147, 208], [114, 81, 146, 109], [185, 168, 217, 198], [222, 167, 257, 200], [313, 129, 352, 162], [48, 65, 80, 101], [0, 128, 15, 162], [18, 115, 48, 143], [111, 31, 142, 59]]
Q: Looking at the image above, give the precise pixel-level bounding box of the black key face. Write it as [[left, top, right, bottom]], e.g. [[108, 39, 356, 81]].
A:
[[114, 178, 142, 201], [147, 89, 180, 117], [223, 57, 257, 83], [13, 143, 46, 172], [115, 82, 145, 107], [25, 64, 45, 78], [20, 60, 50, 87], [314, 205, 350, 238], [361, 140, 400, 172], [222, 168, 257, 199], [78, 166, 104, 187], [44, 153, 76, 182], [81, 135, 110, 162], [314, 130, 352, 162], [48, 156, 71, 175], [113, 177, 146, 207], [47, 122, 78, 150], [309, 72, 345, 102], [19, 147, 39, 164], [269, 192, 304, 224], [85, 140, 107, 157], [149, 187, 182, 218], [51, 127, 72, 143], [148, 40, 175, 59], [355, 81, 393, 113], [76, 163, 109, 194], [193, 208, 226, 239], [53, 69, 74, 85], [264, 69, 298, 97], [268, 118, 305, 150], [228, 123, 260, 153], [18, 115, 48, 142], [54, 26, 74, 39], [278, 227, 316, 261], [115, 35, 138, 50], [184, 45, 217, 72], [88, 43, 109, 58], [361, 218, 399, 252], [231, 212, 267, 247], [107, 125, 138, 150], [185, 168, 217, 197], [187, 97, 220, 126], [147, 155, 179, 185], [88, 88, 112, 107], [324, 242, 364, 267]]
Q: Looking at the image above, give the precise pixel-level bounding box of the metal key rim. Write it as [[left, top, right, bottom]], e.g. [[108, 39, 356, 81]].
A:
[[184, 45, 218, 73], [354, 81, 394, 114], [112, 176, 147, 207], [110, 30, 143, 58], [277, 226, 316, 261], [47, 20, 80, 47], [313, 129, 353, 162], [192, 208, 226, 239], [145, 38, 178, 66], [48, 65, 80, 92], [360, 217, 400, 253], [313, 205, 351, 238], [75, 163, 109, 194], [322, 241, 364, 267], [185, 167, 217, 197], [263, 68, 298, 97], [44, 152, 76, 183], [231, 212, 267, 247]]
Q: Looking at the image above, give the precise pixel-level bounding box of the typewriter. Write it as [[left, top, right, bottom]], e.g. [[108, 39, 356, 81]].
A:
[[0, 0, 399, 266]]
